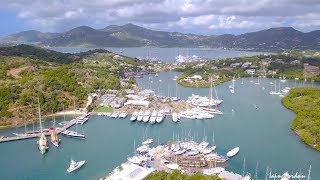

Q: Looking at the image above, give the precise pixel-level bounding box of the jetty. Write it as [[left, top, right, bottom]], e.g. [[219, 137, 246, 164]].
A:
[[0, 116, 87, 143]]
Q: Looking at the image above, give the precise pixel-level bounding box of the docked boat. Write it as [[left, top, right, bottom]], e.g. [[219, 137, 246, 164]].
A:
[[143, 110, 150, 122], [142, 138, 153, 145], [201, 146, 216, 154], [110, 112, 120, 118], [203, 167, 225, 175], [36, 99, 48, 154], [76, 117, 88, 125], [270, 80, 282, 95], [172, 112, 179, 122], [67, 159, 86, 173], [119, 111, 128, 118], [37, 133, 48, 154], [165, 163, 180, 170], [227, 147, 240, 158], [128, 156, 142, 165], [137, 110, 144, 121], [186, 149, 199, 156], [61, 130, 85, 139], [149, 110, 157, 124], [50, 126, 60, 147], [156, 110, 164, 123], [130, 111, 138, 121], [174, 149, 186, 155], [229, 85, 235, 94]]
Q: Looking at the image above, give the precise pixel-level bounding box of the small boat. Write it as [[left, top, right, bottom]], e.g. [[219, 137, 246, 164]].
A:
[[172, 112, 179, 122], [61, 130, 85, 139], [155, 74, 159, 77], [67, 159, 86, 173], [130, 111, 138, 121], [227, 147, 240, 158]]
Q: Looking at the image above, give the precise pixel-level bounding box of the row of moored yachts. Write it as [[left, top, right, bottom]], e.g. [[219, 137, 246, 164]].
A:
[[130, 110, 166, 123]]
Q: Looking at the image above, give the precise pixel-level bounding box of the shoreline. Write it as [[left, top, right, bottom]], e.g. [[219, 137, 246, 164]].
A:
[[0, 110, 87, 131]]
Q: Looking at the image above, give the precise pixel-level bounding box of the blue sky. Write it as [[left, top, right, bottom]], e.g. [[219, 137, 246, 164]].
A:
[[0, 0, 320, 37]]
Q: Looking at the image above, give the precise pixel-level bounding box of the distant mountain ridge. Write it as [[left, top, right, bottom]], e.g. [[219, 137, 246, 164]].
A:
[[1, 24, 320, 51]]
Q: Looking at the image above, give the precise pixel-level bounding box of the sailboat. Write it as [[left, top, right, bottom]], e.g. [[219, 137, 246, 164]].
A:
[[229, 79, 235, 94], [50, 115, 60, 147], [201, 79, 223, 115], [269, 80, 282, 95], [241, 78, 244, 85], [255, 76, 260, 85], [36, 98, 48, 154]]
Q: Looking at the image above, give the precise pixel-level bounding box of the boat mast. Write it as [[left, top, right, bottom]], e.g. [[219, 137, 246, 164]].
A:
[[307, 165, 311, 180], [37, 97, 43, 133], [265, 166, 269, 180], [254, 162, 259, 179], [242, 157, 246, 177]]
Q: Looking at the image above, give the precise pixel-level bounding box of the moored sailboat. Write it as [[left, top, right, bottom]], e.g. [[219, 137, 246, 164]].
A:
[[36, 98, 48, 154], [50, 115, 60, 147]]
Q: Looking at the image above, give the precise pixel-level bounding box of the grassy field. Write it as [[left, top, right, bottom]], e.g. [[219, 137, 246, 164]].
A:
[[94, 106, 113, 112]]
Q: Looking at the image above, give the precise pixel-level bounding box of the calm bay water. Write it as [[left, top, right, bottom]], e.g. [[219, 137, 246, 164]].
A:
[[50, 47, 268, 63], [0, 72, 319, 179]]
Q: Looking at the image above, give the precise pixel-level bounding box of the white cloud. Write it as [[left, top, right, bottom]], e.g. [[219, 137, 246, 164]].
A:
[[1, 0, 320, 34]]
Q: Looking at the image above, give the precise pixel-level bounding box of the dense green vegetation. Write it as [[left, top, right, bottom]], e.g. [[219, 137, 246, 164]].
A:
[[145, 170, 221, 180], [282, 88, 320, 151], [0, 45, 145, 127]]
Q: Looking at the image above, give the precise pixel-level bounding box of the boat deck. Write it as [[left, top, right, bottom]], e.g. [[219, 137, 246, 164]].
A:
[[0, 118, 80, 143]]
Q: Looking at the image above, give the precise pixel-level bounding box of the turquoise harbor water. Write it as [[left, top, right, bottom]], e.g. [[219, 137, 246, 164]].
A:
[[50, 47, 268, 63], [0, 72, 320, 179]]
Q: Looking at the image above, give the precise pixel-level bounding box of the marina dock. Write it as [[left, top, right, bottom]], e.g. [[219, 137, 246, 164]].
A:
[[0, 118, 83, 143]]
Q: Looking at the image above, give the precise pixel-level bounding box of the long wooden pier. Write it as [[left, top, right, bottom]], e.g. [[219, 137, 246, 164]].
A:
[[0, 119, 78, 143]]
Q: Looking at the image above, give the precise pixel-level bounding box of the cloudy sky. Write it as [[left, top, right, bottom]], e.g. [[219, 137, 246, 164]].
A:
[[1, 0, 320, 37]]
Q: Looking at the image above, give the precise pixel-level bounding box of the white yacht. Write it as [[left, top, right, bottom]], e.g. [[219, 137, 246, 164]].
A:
[[186, 149, 199, 156], [142, 138, 153, 145], [165, 163, 180, 170], [172, 112, 179, 122], [137, 110, 144, 121], [201, 146, 216, 154], [156, 110, 164, 123], [119, 111, 128, 118], [67, 159, 86, 173], [149, 110, 157, 124], [110, 112, 120, 118], [130, 111, 138, 121], [128, 156, 142, 165], [143, 110, 150, 122], [61, 130, 85, 139], [203, 167, 225, 175], [227, 147, 240, 158]]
